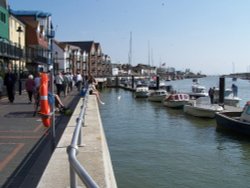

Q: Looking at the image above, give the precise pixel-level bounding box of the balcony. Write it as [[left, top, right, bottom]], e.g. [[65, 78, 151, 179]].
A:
[[46, 30, 55, 39], [0, 40, 23, 60], [25, 47, 48, 64]]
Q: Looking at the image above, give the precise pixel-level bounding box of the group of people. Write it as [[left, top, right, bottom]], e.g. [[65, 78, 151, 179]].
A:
[[0, 66, 105, 109], [28, 72, 69, 113], [55, 71, 105, 105], [208, 83, 238, 104], [55, 71, 84, 98]]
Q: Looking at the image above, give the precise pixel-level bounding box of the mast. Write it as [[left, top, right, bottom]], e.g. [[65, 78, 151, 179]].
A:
[[232, 62, 235, 73], [128, 31, 132, 65], [148, 40, 150, 66]]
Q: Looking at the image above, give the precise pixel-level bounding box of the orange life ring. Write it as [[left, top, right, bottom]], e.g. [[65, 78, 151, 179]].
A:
[[39, 73, 51, 127]]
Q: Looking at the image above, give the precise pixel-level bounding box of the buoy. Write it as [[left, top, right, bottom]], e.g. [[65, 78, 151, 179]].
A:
[[39, 73, 51, 127]]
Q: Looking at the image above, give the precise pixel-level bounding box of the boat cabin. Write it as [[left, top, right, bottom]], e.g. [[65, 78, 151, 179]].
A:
[[240, 101, 250, 122], [192, 85, 206, 94]]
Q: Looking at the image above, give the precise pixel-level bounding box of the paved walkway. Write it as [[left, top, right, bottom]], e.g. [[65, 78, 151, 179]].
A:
[[0, 88, 81, 188]]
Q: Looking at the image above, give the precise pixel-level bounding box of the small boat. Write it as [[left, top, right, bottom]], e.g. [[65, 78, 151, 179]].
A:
[[134, 84, 149, 98], [188, 84, 208, 99], [184, 97, 224, 118], [215, 102, 250, 136], [148, 89, 168, 102], [148, 80, 173, 92], [163, 93, 190, 108], [214, 88, 241, 107], [166, 76, 171, 81]]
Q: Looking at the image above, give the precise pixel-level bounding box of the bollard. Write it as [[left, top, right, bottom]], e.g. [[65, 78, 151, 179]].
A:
[[132, 75, 134, 89], [115, 76, 119, 87], [219, 76, 225, 106], [19, 79, 22, 95], [156, 76, 160, 90]]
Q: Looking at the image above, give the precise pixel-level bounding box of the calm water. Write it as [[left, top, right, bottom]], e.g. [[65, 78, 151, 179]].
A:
[[99, 76, 250, 188]]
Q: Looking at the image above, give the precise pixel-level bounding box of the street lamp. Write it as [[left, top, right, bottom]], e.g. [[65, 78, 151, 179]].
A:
[[16, 26, 23, 95]]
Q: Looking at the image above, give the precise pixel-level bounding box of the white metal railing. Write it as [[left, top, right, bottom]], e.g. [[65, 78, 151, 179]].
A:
[[67, 86, 100, 188]]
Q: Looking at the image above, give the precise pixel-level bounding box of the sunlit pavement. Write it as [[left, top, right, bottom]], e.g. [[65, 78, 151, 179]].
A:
[[0, 88, 80, 188]]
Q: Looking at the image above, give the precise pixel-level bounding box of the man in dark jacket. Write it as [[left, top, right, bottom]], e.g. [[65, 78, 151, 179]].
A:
[[4, 67, 16, 103]]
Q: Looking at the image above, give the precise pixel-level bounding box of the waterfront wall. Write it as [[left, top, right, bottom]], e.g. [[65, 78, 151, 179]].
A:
[[37, 95, 117, 188]]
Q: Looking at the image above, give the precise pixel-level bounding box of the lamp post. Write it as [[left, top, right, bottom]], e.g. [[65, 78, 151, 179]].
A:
[[83, 51, 88, 77], [16, 26, 23, 95], [54, 51, 58, 75]]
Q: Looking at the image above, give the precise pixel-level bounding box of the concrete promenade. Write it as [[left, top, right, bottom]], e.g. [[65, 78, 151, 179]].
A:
[[0, 87, 90, 187], [37, 95, 117, 188]]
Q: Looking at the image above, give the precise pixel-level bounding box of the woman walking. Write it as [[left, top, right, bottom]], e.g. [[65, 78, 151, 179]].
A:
[[25, 74, 35, 103]]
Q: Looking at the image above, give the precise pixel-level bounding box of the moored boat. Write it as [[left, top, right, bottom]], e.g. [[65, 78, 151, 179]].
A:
[[214, 88, 241, 107], [134, 84, 149, 98], [163, 93, 190, 108], [215, 102, 250, 135], [188, 83, 208, 99], [184, 97, 224, 118], [148, 89, 168, 102]]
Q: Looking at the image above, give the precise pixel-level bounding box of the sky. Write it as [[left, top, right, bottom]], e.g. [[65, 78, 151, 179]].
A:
[[8, 0, 250, 75]]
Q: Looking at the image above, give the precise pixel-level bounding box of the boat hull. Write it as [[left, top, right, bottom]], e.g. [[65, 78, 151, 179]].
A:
[[135, 92, 149, 98], [148, 95, 166, 102], [163, 93, 190, 108], [215, 111, 250, 136], [163, 101, 188, 108], [224, 98, 241, 107], [134, 86, 149, 98], [148, 90, 167, 102], [184, 104, 221, 118]]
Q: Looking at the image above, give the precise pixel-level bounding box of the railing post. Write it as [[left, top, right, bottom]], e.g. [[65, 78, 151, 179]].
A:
[[69, 163, 77, 188]]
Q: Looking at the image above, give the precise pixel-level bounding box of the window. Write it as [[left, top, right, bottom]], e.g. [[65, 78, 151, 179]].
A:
[[0, 11, 6, 23]]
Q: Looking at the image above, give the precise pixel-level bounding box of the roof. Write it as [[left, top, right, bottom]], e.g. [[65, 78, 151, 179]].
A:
[[10, 10, 51, 18], [61, 41, 95, 52]]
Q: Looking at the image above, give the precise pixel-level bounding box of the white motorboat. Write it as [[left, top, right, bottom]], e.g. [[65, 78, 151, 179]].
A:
[[134, 84, 149, 98], [148, 89, 168, 102], [163, 93, 190, 108], [184, 97, 224, 118], [214, 88, 241, 107], [188, 84, 208, 99]]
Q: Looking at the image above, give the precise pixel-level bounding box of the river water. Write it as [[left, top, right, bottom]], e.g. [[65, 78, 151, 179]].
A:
[[99, 76, 250, 188]]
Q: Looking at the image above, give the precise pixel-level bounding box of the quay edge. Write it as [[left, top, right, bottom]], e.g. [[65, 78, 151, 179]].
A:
[[37, 95, 117, 188]]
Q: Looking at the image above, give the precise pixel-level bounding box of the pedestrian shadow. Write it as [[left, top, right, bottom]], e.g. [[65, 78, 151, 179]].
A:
[[0, 102, 35, 105], [4, 111, 36, 118]]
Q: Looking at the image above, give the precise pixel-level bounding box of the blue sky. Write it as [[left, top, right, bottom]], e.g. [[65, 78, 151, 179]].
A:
[[8, 0, 250, 75]]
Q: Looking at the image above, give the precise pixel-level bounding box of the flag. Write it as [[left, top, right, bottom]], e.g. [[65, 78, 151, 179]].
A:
[[162, 62, 166, 66]]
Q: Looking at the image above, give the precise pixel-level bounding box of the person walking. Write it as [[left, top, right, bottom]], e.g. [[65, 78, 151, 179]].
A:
[[62, 72, 69, 97], [208, 87, 214, 104], [75, 71, 83, 91], [55, 72, 64, 97], [33, 72, 41, 106], [67, 72, 73, 92], [4, 67, 16, 103], [0, 75, 3, 100], [232, 84, 238, 97], [25, 74, 35, 103]]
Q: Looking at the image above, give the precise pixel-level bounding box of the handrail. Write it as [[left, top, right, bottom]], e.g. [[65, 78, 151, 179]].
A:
[[67, 85, 100, 188]]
